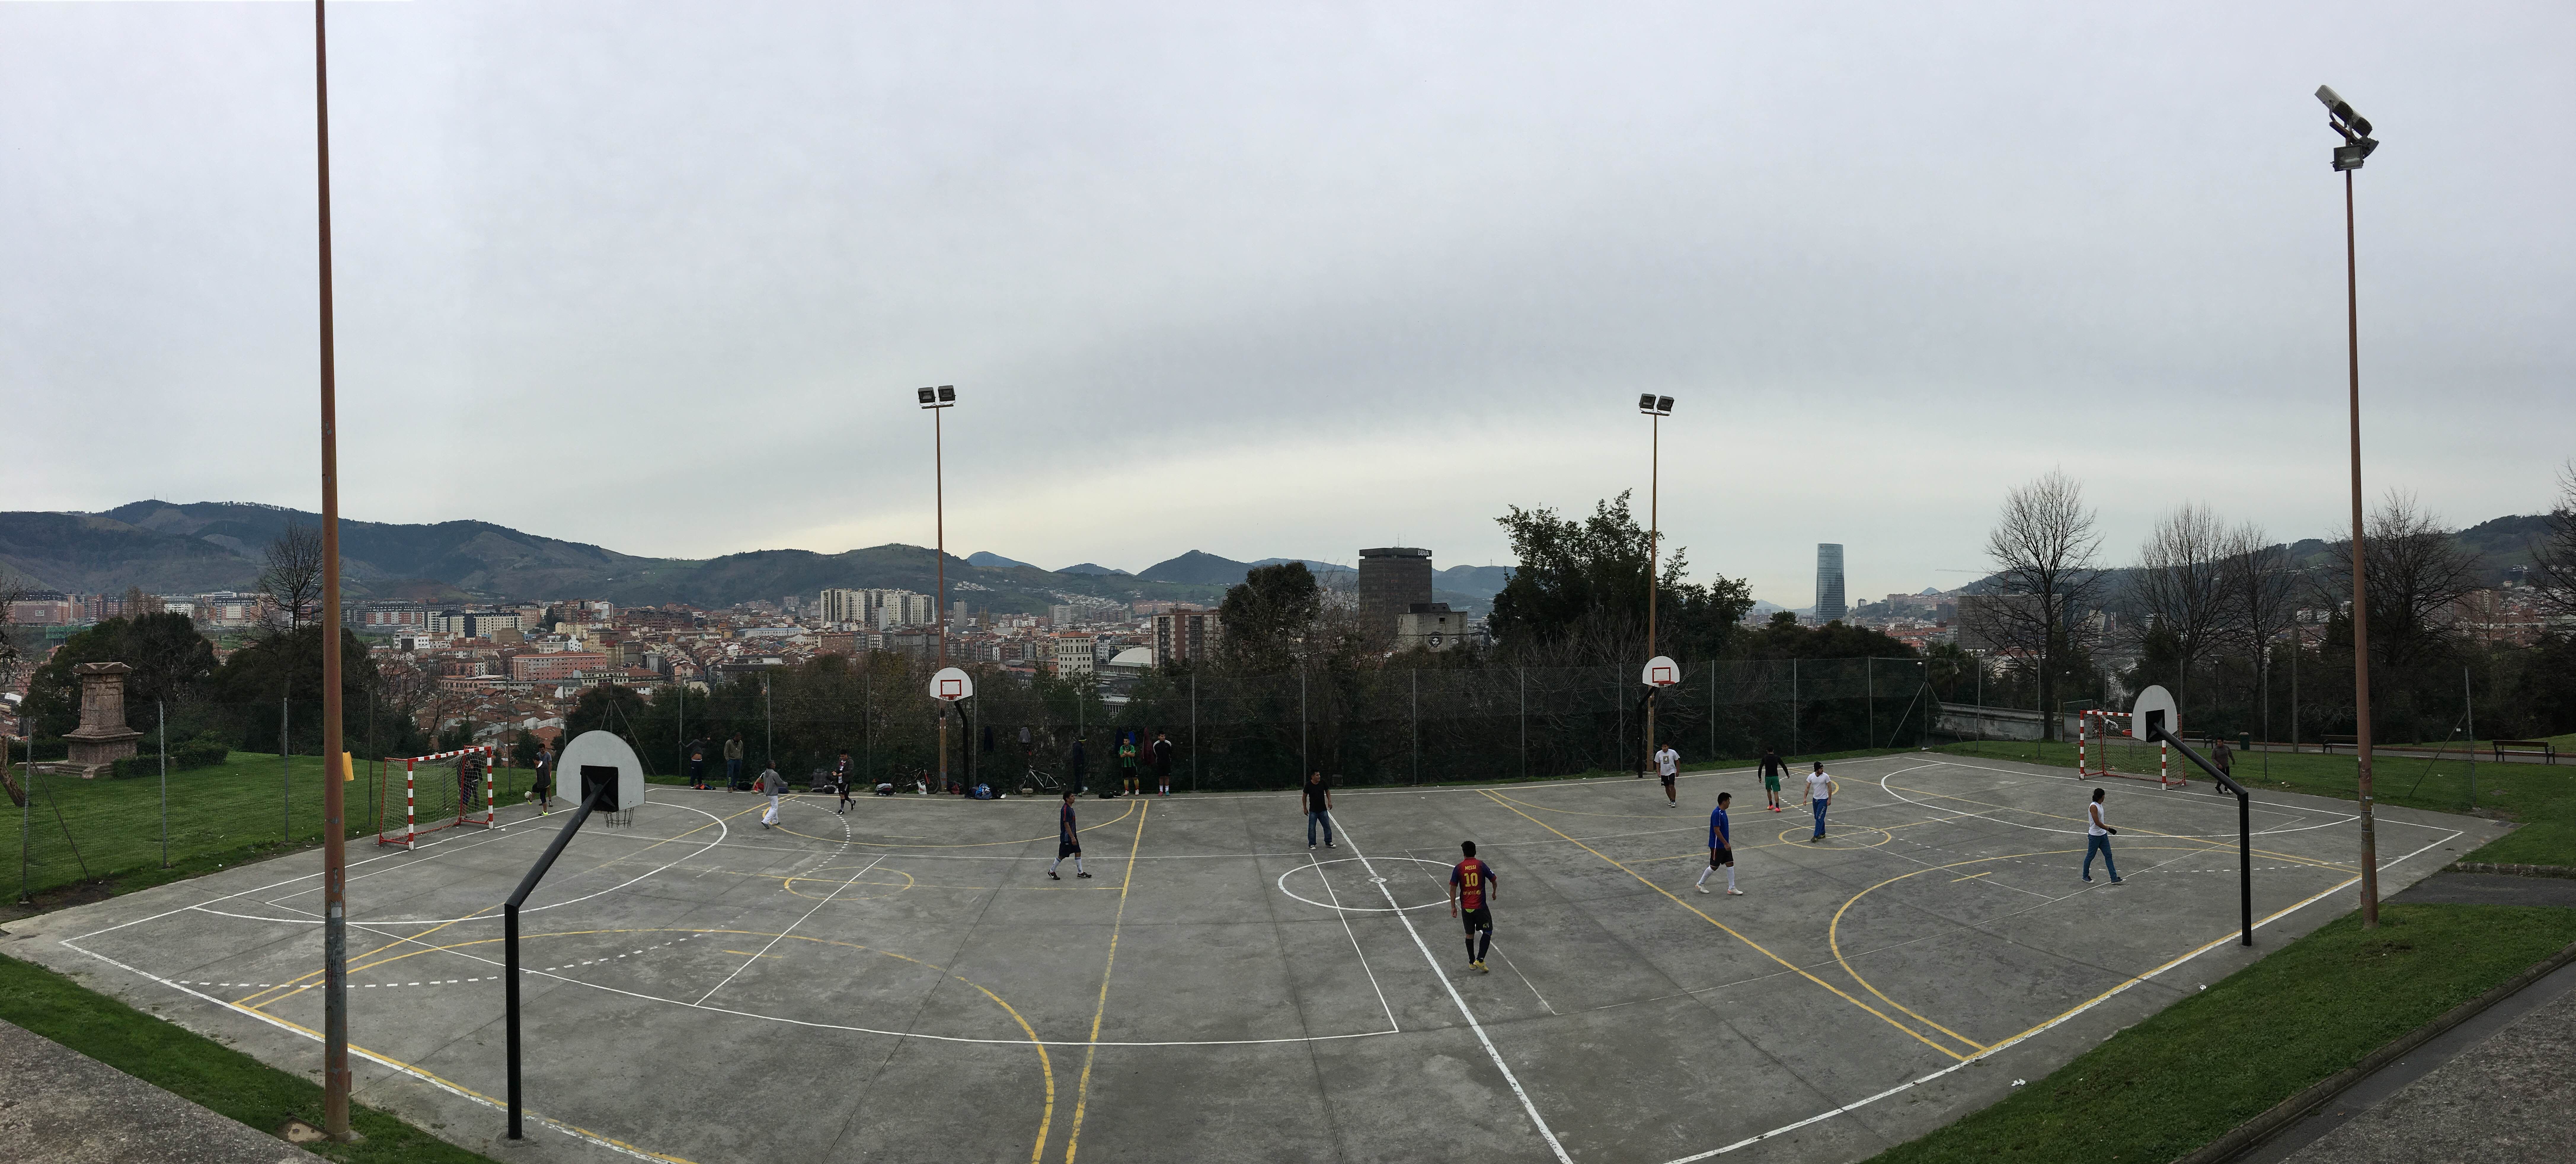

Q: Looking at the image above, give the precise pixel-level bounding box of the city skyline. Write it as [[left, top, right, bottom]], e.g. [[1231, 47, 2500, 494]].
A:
[[4, 3, 2569, 610]]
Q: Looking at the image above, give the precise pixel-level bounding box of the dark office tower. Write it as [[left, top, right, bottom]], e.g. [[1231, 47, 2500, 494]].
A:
[[1816, 544, 1847, 623], [1359, 547, 1434, 643]]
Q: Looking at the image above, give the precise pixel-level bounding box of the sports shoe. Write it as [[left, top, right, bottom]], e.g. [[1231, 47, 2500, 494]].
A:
[[2082, 874, 2093, 882], [1077, 871, 1093, 879], [1326, 841, 1335, 849], [1725, 888, 1745, 896], [1476, 960, 1490, 973], [2110, 877, 2123, 884], [1309, 843, 1317, 850], [1695, 884, 1710, 894], [1049, 870, 1061, 880]]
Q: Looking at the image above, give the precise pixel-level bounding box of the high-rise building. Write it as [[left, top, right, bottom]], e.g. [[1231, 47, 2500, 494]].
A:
[[1049, 604, 1078, 627], [1815, 544, 1847, 623], [1358, 547, 1434, 643], [1153, 609, 1223, 667], [902, 593, 933, 626]]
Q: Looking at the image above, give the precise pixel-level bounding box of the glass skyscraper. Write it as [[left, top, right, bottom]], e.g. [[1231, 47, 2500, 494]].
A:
[[1815, 544, 1847, 623]]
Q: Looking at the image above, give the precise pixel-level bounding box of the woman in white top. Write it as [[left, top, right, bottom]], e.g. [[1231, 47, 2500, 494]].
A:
[[2083, 787, 2122, 884], [1805, 763, 1837, 842]]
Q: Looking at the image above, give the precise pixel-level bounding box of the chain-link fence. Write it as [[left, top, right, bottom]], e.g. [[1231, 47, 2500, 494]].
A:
[[9, 655, 1955, 902]]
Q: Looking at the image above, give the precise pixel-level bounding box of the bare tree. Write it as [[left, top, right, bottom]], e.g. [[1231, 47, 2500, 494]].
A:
[[2320, 491, 2483, 668], [120, 585, 159, 619], [2220, 521, 2297, 659], [2531, 460, 2576, 620], [259, 522, 325, 631], [2128, 503, 2235, 710], [1977, 469, 2109, 739]]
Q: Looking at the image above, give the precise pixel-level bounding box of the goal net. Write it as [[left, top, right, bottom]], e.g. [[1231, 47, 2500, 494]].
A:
[[2075, 710, 2182, 789], [375, 746, 498, 848]]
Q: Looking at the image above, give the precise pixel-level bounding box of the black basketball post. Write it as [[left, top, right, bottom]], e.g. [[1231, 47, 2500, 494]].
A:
[[503, 774, 617, 1139], [2145, 715, 2254, 947]]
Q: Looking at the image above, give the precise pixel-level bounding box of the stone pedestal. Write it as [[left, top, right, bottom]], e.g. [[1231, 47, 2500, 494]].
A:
[[60, 662, 143, 779]]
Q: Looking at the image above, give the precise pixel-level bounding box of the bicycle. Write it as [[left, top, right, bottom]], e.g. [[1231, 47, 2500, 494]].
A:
[[1023, 766, 1067, 796]]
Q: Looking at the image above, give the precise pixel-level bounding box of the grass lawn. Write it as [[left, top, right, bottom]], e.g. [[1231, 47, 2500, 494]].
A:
[[0, 953, 500, 1163], [1864, 902, 2576, 1164], [8, 752, 546, 906], [1939, 740, 2576, 867]]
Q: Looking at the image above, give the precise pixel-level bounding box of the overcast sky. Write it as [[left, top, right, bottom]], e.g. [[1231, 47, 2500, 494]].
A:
[[4, 2, 2569, 606]]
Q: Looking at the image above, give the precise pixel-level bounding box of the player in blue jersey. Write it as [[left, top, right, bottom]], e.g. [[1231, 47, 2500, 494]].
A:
[[1696, 792, 1742, 895], [1048, 790, 1091, 880]]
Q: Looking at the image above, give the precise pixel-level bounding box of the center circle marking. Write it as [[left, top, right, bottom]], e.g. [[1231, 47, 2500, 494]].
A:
[[1277, 858, 1452, 913]]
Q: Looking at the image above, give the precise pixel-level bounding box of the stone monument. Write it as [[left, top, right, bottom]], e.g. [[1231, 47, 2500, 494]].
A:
[[60, 661, 144, 779]]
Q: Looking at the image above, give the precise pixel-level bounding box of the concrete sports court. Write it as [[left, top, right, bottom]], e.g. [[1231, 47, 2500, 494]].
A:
[[4, 752, 2488, 1163]]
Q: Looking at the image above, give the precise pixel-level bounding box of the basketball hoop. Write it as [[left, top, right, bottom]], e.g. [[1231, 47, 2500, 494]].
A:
[[1640, 654, 1680, 688], [930, 666, 974, 702]]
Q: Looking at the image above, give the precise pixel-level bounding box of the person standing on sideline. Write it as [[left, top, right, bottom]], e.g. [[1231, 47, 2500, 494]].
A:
[[1303, 771, 1335, 849], [833, 749, 855, 813], [1151, 731, 1175, 796], [530, 742, 556, 814], [2210, 737, 2234, 794], [756, 763, 787, 829], [1118, 734, 1140, 797], [1449, 841, 1498, 973], [1697, 792, 1742, 895], [1759, 748, 1788, 813], [1654, 742, 1682, 808], [1805, 762, 1838, 842], [723, 733, 745, 791], [1069, 736, 1089, 797], [2084, 788, 2123, 883], [686, 736, 709, 790], [1049, 790, 1091, 880]]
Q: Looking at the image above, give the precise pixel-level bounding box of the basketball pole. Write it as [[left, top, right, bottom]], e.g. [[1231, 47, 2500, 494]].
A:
[[312, 0, 354, 1138]]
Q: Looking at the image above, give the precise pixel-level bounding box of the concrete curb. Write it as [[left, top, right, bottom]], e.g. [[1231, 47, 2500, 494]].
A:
[[2446, 861, 2576, 879], [2168, 936, 2576, 1164]]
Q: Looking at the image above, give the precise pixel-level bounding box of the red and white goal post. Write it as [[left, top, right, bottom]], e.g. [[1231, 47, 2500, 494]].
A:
[[375, 745, 499, 848], [2075, 709, 2184, 789]]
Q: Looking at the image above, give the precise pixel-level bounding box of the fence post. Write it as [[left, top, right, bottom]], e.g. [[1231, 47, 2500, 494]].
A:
[[1791, 658, 1799, 755], [159, 701, 169, 869], [1410, 668, 1418, 786], [1299, 669, 1308, 786], [1190, 673, 1198, 793], [2464, 666, 2477, 810], [283, 691, 292, 843], [1867, 658, 1875, 750], [1709, 660, 1717, 757], [18, 738, 32, 904]]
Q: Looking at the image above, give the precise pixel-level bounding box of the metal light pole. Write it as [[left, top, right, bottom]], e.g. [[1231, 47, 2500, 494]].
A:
[[1637, 394, 1673, 774], [2319, 84, 2381, 927], [917, 386, 956, 792], [313, 0, 354, 1136]]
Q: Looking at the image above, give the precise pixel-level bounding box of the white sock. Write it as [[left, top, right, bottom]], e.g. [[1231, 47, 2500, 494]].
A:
[[1696, 865, 1711, 886], [1074, 856, 1086, 874], [1727, 866, 1737, 891], [1049, 858, 1062, 873]]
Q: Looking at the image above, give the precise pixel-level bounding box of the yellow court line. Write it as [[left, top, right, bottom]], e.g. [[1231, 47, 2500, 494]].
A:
[[1063, 799, 1149, 1163], [774, 800, 1139, 849], [1951, 871, 1992, 882], [1476, 790, 1972, 1061]]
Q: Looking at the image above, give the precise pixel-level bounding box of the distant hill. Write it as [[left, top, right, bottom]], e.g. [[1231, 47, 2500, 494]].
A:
[[1055, 562, 1129, 576], [0, 502, 1227, 613], [967, 551, 1038, 570]]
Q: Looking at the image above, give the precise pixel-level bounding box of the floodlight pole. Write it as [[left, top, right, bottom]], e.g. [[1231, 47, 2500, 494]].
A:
[[921, 386, 956, 793], [1646, 409, 1659, 774], [2341, 157, 2381, 928], [312, 0, 353, 1137]]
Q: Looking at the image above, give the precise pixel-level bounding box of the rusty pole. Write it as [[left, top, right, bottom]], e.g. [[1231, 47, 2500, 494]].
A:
[[313, 0, 354, 1134]]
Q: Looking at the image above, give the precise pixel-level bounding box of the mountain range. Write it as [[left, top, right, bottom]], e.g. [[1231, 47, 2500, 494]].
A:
[[1, 502, 1519, 614]]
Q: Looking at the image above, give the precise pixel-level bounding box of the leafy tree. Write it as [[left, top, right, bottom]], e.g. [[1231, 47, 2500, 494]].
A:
[[22, 613, 218, 737], [1737, 612, 1916, 661], [565, 684, 650, 747], [511, 729, 543, 769], [1487, 492, 1751, 665], [206, 625, 380, 753], [1217, 562, 1326, 674]]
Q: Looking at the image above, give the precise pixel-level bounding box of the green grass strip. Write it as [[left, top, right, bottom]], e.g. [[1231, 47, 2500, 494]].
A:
[[0, 953, 500, 1164], [1865, 902, 2576, 1163]]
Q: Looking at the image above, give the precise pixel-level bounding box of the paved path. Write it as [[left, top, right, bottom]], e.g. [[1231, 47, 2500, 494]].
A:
[[0, 1020, 324, 1164], [2241, 872, 2576, 1164]]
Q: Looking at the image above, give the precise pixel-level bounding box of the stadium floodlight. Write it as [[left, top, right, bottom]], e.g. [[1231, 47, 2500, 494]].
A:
[[1633, 392, 1676, 771], [2316, 84, 2377, 171], [1637, 394, 1673, 416], [914, 383, 960, 790], [2317, 82, 2385, 927], [918, 384, 956, 409]]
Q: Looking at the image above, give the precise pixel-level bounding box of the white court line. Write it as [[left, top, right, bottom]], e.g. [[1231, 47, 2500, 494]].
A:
[[1654, 825, 2465, 1163], [696, 849, 883, 1005], [1305, 851, 1401, 1032], [1329, 811, 1574, 1164], [1914, 757, 2470, 839]]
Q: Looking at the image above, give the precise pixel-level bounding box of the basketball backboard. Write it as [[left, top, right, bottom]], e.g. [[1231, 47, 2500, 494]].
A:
[[557, 730, 645, 813], [1641, 655, 1680, 688], [2129, 685, 2178, 741], [930, 666, 974, 702]]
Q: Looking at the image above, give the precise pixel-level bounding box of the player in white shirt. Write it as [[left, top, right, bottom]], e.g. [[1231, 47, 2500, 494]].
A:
[[1654, 744, 1681, 808], [1805, 762, 1838, 842], [2083, 788, 2123, 883]]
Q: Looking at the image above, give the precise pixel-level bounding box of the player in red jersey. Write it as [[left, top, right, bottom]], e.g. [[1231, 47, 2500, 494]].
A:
[[1448, 841, 1499, 973]]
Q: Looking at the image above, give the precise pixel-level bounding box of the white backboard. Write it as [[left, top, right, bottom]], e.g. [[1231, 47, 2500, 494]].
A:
[[930, 666, 975, 702], [557, 730, 645, 812], [1641, 655, 1680, 688], [2129, 685, 2178, 741]]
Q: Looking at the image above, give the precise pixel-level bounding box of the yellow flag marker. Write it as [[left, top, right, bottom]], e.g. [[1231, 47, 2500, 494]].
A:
[[341, 752, 357, 782]]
